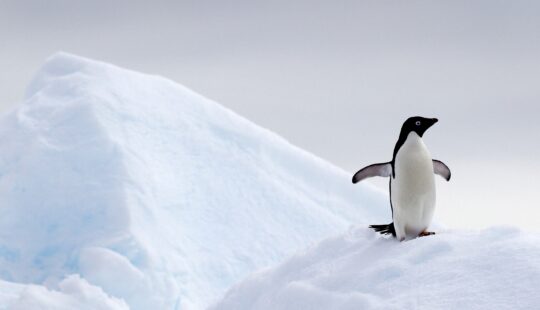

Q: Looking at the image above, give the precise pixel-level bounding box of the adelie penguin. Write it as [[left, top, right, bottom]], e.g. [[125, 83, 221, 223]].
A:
[[352, 116, 451, 241]]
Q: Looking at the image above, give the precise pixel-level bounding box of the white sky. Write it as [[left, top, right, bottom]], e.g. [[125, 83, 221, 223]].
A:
[[1, 0, 539, 230]]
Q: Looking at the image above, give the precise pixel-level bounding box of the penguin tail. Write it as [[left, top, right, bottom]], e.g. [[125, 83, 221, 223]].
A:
[[369, 223, 396, 237]]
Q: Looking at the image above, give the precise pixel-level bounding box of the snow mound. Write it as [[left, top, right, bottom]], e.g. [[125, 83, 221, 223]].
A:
[[213, 226, 540, 310], [0, 53, 386, 309]]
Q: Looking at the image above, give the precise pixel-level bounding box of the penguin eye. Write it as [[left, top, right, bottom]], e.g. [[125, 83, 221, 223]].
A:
[[415, 121, 421, 126]]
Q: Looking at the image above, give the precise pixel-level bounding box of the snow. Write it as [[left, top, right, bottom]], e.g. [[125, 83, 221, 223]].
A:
[[3, 52, 535, 310], [0, 275, 128, 310], [213, 226, 540, 310], [0, 52, 387, 309]]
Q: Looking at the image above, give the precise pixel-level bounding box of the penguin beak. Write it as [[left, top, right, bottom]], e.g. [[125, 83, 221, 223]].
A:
[[423, 118, 438, 133]]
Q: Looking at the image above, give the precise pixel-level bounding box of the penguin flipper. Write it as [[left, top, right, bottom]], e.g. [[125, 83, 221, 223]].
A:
[[433, 159, 451, 181], [352, 162, 392, 183]]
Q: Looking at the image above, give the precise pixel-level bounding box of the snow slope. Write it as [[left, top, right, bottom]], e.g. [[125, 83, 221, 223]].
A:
[[0, 53, 386, 309], [214, 226, 540, 310]]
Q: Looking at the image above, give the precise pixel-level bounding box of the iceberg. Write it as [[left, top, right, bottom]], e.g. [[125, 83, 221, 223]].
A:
[[0, 53, 386, 309]]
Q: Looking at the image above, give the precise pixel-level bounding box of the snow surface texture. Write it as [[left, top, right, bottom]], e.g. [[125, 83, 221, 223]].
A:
[[0, 275, 128, 310], [214, 226, 540, 310], [0, 53, 387, 309]]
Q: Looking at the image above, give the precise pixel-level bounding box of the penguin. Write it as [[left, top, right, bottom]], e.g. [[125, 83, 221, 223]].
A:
[[352, 116, 451, 241]]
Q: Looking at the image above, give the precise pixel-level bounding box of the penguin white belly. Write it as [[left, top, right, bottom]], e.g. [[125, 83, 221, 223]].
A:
[[391, 132, 435, 240]]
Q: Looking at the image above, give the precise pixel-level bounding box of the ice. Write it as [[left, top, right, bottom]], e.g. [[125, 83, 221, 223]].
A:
[[0, 52, 387, 309], [1, 52, 537, 310]]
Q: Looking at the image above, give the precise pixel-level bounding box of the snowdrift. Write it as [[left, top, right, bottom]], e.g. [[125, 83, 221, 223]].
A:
[[0, 53, 386, 309], [214, 226, 540, 310]]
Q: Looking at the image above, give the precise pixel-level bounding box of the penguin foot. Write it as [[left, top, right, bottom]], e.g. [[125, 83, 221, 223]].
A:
[[419, 231, 435, 237]]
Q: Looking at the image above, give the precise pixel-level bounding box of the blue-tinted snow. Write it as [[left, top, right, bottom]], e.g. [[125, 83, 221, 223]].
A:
[[0, 53, 386, 309]]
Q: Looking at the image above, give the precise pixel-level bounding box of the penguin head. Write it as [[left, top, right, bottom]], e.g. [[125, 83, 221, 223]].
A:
[[401, 116, 438, 137]]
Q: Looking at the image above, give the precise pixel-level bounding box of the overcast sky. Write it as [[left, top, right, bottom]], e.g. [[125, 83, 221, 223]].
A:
[[1, 0, 540, 230]]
